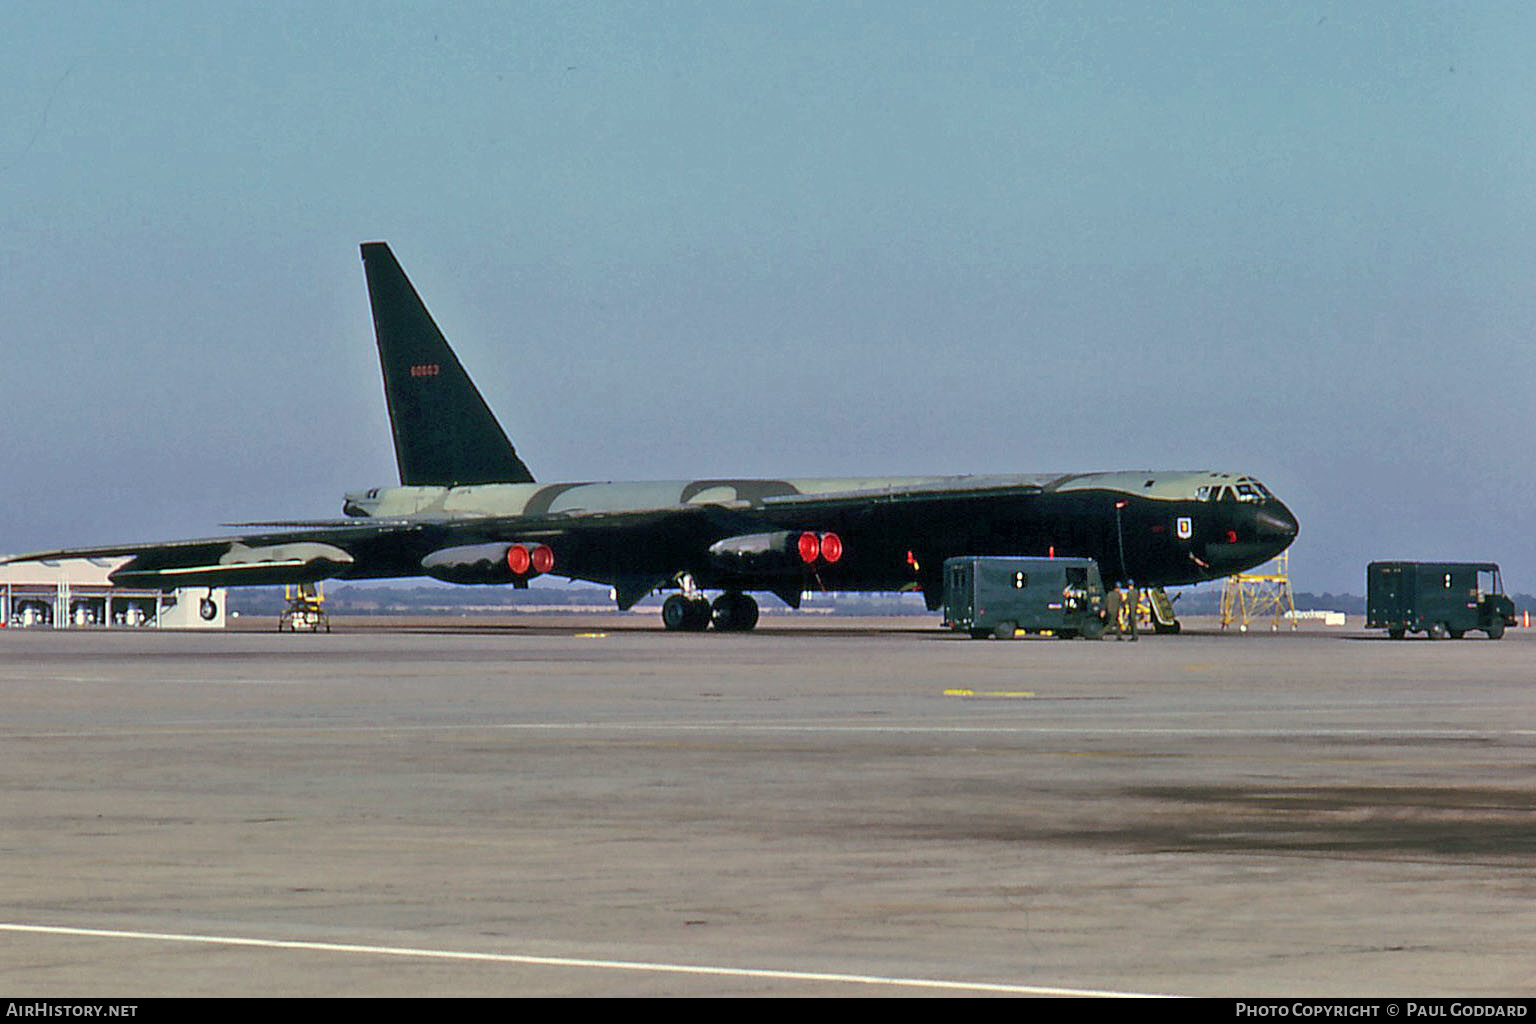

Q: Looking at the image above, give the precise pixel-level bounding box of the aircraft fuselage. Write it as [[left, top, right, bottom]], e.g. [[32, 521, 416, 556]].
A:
[[338, 469, 1298, 605]]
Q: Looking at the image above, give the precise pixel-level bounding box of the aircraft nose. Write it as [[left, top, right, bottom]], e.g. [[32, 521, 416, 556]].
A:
[[1251, 502, 1299, 545], [1198, 500, 1299, 578]]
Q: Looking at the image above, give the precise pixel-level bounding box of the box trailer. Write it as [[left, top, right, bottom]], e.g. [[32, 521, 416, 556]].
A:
[[1366, 561, 1515, 640], [943, 556, 1106, 640]]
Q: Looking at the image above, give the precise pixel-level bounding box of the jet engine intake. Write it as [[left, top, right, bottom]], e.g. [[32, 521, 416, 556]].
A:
[[421, 543, 554, 584], [709, 531, 844, 573]]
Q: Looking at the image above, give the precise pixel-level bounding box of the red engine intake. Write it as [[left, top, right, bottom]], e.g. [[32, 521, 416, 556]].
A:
[[506, 543, 555, 577], [507, 544, 532, 575], [530, 543, 555, 575]]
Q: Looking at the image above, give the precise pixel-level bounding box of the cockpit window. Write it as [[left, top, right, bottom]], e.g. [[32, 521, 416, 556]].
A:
[[1233, 478, 1273, 503], [1201, 479, 1272, 503]]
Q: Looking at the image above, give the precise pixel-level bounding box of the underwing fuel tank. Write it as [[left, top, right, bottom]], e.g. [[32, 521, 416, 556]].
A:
[[420, 542, 554, 584], [108, 542, 355, 589]]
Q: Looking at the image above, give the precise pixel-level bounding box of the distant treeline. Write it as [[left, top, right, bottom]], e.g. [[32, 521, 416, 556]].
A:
[[1168, 590, 1370, 615], [230, 584, 1534, 618], [228, 585, 934, 617]]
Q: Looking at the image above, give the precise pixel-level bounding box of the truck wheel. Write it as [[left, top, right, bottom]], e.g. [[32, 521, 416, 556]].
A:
[[1486, 619, 1506, 640], [992, 621, 1017, 640], [1448, 628, 1465, 640], [1388, 627, 1405, 640]]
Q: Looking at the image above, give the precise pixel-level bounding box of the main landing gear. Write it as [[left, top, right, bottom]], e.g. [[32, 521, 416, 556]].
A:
[[661, 591, 760, 632]]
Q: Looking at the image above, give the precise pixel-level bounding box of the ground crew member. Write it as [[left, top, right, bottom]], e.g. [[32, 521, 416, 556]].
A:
[[1105, 586, 1124, 640]]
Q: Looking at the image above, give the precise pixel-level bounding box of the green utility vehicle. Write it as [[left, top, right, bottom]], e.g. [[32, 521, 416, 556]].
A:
[[1366, 561, 1515, 640], [943, 556, 1106, 640]]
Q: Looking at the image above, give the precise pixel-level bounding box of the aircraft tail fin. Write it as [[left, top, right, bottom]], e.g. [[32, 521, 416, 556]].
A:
[[360, 242, 535, 486]]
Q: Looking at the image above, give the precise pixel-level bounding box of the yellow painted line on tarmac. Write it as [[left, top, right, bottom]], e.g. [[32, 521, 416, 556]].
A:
[[573, 632, 607, 639], [943, 689, 1036, 698]]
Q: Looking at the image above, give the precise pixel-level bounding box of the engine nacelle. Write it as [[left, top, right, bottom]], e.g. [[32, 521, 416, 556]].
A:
[[708, 531, 844, 574], [421, 543, 554, 584]]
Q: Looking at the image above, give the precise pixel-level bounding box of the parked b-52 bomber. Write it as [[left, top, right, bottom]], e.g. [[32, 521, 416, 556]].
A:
[[5, 243, 1299, 631]]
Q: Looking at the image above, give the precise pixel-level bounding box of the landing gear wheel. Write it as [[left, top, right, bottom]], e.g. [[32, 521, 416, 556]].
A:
[[662, 595, 712, 631], [662, 595, 692, 631], [711, 593, 759, 632]]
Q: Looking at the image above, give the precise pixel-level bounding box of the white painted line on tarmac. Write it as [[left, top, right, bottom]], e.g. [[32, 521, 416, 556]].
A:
[[0, 922, 1172, 998], [5, 721, 1536, 740]]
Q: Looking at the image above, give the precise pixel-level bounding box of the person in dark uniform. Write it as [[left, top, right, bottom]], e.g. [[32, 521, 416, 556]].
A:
[[1105, 586, 1125, 641]]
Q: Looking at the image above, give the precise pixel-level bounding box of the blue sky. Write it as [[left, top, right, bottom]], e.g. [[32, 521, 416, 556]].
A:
[[3, 2, 1532, 593]]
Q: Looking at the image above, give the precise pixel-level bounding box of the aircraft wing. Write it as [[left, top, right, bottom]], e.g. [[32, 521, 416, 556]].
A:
[[0, 503, 739, 591], [2, 521, 429, 567], [1, 478, 1055, 593]]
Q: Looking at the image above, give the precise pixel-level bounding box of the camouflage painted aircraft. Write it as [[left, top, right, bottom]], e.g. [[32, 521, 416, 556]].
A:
[[4, 243, 1298, 631]]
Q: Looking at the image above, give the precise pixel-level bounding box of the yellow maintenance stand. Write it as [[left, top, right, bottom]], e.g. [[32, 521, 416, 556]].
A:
[[279, 582, 331, 632], [1219, 551, 1297, 632]]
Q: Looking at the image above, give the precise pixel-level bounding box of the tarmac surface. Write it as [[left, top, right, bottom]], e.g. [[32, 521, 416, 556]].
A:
[[1, 615, 1533, 997]]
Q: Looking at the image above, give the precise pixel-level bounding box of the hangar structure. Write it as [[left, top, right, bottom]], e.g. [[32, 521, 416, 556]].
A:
[[0, 557, 225, 630]]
